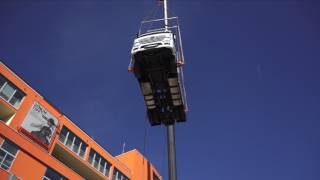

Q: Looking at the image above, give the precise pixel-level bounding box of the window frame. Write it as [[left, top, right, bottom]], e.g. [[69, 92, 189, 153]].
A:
[[0, 140, 19, 171], [42, 167, 67, 180], [88, 148, 111, 177], [0, 74, 26, 109], [113, 168, 129, 180], [58, 126, 88, 159]]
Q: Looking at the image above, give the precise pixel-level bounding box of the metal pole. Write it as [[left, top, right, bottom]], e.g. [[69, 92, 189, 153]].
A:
[[164, 0, 169, 31], [164, 1, 177, 180], [167, 124, 177, 180]]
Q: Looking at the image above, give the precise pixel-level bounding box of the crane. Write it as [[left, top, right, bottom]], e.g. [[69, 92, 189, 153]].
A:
[[129, 0, 187, 126], [129, 1, 187, 180]]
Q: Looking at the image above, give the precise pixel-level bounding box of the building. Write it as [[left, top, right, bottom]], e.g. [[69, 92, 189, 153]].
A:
[[0, 61, 162, 180]]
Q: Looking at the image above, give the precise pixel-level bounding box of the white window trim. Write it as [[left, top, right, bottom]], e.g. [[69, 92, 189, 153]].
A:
[[7, 89, 17, 102], [0, 141, 19, 171], [0, 80, 25, 110], [89, 150, 111, 177], [42, 168, 66, 180], [0, 81, 7, 92], [59, 127, 87, 159]]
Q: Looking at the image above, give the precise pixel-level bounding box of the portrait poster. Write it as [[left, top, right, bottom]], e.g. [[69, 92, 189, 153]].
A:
[[20, 102, 58, 147]]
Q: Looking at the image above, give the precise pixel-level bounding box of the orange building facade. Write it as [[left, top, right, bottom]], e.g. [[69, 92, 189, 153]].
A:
[[0, 61, 162, 180]]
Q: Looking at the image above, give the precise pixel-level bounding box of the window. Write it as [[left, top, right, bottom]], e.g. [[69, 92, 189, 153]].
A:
[[112, 169, 129, 180], [0, 74, 25, 109], [72, 138, 81, 154], [93, 153, 99, 169], [0, 140, 19, 170], [88, 149, 111, 176], [0, 83, 15, 100], [153, 173, 160, 180], [9, 91, 25, 109], [79, 143, 87, 157], [42, 167, 67, 180], [58, 127, 68, 142], [88, 150, 94, 164], [65, 133, 74, 148], [0, 75, 6, 87], [58, 126, 88, 159]]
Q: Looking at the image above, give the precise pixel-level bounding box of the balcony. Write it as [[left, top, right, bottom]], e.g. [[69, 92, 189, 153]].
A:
[[51, 143, 105, 180], [0, 100, 15, 125]]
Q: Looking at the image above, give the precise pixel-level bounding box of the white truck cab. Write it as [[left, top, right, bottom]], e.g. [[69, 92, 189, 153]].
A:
[[131, 31, 176, 56]]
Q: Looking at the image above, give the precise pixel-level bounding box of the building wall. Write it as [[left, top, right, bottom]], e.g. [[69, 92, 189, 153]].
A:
[[117, 150, 162, 180], [0, 61, 161, 180], [10, 150, 46, 180], [0, 121, 83, 179]]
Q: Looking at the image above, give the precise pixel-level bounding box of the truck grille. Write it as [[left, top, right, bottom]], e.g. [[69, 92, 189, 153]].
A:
[[139, 35, 167, 44]]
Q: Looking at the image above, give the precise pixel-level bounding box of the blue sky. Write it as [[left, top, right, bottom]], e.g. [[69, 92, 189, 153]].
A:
[[1, 0, 320, 179]]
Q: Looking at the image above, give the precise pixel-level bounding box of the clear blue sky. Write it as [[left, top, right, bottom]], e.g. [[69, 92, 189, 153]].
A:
[[1, 0, 319, 180]]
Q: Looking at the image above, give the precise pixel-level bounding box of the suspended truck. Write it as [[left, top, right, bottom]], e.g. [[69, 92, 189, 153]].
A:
[[129, 14, 188, 126], [129, 1, 186, 180]]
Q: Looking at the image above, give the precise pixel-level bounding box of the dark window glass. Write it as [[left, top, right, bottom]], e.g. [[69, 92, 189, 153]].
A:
[[88, 150, 95, 164], [88, 149, 111, 176], [94, 153, 99, 169], [0, 74, 25, 109], [0, 140, 19, 171], [104, 162, 111, 176], [0, 149, 6, 163], [0, 83, 15, 101], [9, 91, 25, 108], [1, 163, 9, 170], [79, 143, 87, 158], [99, 158, 105, 173], [44, 167, 68, 180], [113, 169, 128, 180], [59, 126, 87, 158], [59, 127, 68, 143], [66, 133, 75, 148], [1, 155, 14, 169], [1, 140, 19, 156], [112, 172, 117, 180], [0, 75, 6, 88], [72, 138, 81, 153]]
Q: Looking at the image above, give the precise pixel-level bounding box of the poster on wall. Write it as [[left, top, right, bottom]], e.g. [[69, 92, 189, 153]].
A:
[[21, 102, 58, 147]]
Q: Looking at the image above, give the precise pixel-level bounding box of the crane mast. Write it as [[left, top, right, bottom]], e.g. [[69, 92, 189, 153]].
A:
[[163, 1, 177, 180]]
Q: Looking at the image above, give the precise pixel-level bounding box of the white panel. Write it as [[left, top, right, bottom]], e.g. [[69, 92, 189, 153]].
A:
[[140, 82, 152, 95], [168, 78, 178, 86]]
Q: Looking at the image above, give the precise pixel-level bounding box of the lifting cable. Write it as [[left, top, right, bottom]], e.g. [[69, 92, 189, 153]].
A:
[[142, 2, 161, 22], [140, 2, 161, 35], [165, 4, 189, 111], [159, 127, 167, 177], [142, 121, 148, 157], [142, 116, 167, 179], [140, 119, 149, 180]]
